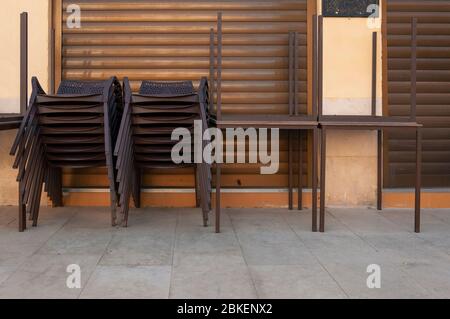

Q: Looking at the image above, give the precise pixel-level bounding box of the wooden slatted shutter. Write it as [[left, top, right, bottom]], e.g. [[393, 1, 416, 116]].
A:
[[55, 0, 309, 191], [386, 0, 450, 187]]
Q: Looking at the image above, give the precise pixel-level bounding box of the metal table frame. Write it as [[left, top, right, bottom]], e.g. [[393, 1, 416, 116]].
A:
[[316, 15, 422, 233], [211, 13, 320, 233]]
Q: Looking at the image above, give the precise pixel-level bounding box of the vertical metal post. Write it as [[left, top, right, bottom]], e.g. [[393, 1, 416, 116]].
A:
[[215, 12, 222, 233], [50, 28, 56, 94], [288, 131, 293, 210], [20, 12, 28, 114], [377, 129, 383, 210], [312, 127, 318, 232], [216, 12, 223, 121], [319, 128, 326, 232], [411, 18, 417, 121], [215, 166, 221, 233], [415, 128, 422, 233], [318, 15, 324, 118], [312, 15, 318, 119], [294, 32, 299, 116], [288, 32, 294, 116], [209, 28, 215, 112], [18, 12, 28, 232], [298, 131, 303, 210], [372, 32, 377, 116]]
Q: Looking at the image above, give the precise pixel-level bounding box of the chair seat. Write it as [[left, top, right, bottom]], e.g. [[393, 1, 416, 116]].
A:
[[139, 81, 195, 97]]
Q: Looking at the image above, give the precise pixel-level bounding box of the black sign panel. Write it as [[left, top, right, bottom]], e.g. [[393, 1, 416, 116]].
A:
[[322, 0, 380, 17]]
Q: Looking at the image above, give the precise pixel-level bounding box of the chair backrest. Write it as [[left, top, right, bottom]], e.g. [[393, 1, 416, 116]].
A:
[[119, 78, 209, 169], [33, 77, 122, 168]]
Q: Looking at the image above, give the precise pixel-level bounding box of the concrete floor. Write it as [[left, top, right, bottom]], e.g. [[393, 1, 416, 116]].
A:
[[0, 206, 449, 299]]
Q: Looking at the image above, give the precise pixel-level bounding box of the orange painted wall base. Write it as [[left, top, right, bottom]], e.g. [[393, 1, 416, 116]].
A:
[[57, 189, 450, 209]]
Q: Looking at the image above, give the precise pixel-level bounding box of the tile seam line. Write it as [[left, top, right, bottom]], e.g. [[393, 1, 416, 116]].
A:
[[281, 211, 350, 299], [168, 210, 180, 299], [77, 224, 118, 299], [0, 209, 77, 291], [379, 211, 450, 260], [227, 210, 260, 299], [329, 209, 440, 298]]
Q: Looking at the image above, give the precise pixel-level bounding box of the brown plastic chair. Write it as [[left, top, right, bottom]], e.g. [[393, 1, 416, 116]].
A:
[[115, 77, 212, 227], [10, 77, 123, 231]]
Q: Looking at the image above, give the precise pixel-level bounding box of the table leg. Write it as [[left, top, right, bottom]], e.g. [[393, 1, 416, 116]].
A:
[[216, 163, 221, 233], [415, 127, 422, 233], [319, 128, 326, 232], [312, 128, 318, 232], [288, 131, 293, 210], [377, 129, 383, 210], [298, 130, 303, 210]]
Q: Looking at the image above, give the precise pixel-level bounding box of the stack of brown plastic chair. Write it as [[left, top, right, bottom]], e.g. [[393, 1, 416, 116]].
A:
[[10, 76, 123, 231], [115, 77, 212, 227]]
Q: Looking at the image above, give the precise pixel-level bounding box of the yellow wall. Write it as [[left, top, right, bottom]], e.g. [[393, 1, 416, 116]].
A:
[[0, 0, 50, 114], [320, 0, 382, 206], [0, 0, 50, 205]]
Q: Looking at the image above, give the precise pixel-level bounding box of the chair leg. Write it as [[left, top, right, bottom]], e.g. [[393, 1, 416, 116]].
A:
[[106, 163, 118, 227], [415, 127, 422, 233], [319, 128, 326, 233], [32, 166, 45, 227], [54, 168, 63, 207], [197, 163, 209, 227], [377, 129, 383, 211], [312, 128, 318, 232], [298, 130, 303, 210], [194, 166, 201, 208], [18, 182, 26, 232], [133, 167, 141, 209]]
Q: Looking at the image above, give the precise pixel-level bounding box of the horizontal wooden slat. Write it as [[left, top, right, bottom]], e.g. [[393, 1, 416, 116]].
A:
[[388, 128, 450, 140], [388, 11, 450, 23], [63, 69, 307, 81], [389, 105, 450, 116], [63, 22, 307, 34], [389, 151, 450, 162], [388, 70, 450, 81], [387, 23, 450, 35], [388, 1, 450, 12], [63, 45, 307, 57], [388, 35, 450, 47], [389, 81, 450, 92], [388, 93, 450, 105], [62, 1, 307, 11], [388, 46, 450, 58], [63, 57, 307, 69], [63, 10, 306, 22], [63, 34, 307, 46]]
